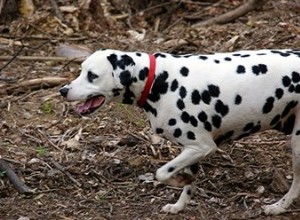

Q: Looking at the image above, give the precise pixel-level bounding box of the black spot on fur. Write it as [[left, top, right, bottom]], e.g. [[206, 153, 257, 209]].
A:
[[177, 99, 185, 110], [180, 86, 187, 99], [270, 114, 281, 126], [168, 118, 177, 126], [274, 122, 282, 131], [119, 70, 133, 86], [224, 57, 232, 61], [187, 189, 192, 196], [292, 71, 300, 83], [139, 67, 149, 81], [191, 90, 201, 105], [171, 79, 178, 92], [244, 122, 254, 131], [154, 53, 166, 58], [212, 115, 222, 128], [143, 102, 157, 117], [215, 130, 234, 145], [271, 50, 291, 57], [252, 64, 268, 75], [117, 54, 136, 70], [148, 71, 169, 102], [296, 85, 300, 93], [275, 88, 284, 99], [112, 88, 121, 97], [199, 56, 208, 60], [282, 76, 291, 87], [187, 131, 196, 140], [296, 130, 300, 135], [282, 114, 296, 134], [259, 64, 268, 73], [281, 101, 298, 118], [208, 84, 220, 97], [107, 54, 118, 70], [241, 54, 250, 58], [215, 100, 229, 116], [168, 167, 175, 172], [190, 116, 198, 127], [289, 85, 295, 93], [190, 163, 199, 175], [122, 86, 135, 104], [202, 90, 211, 104], [262, 97, 275, 114], [235, 94, 242, 105], [237, 65, 246, 74], [156, 128, 164, 134], [180, 67, 189, 77], [136, 52, 142, 56], [233, 53, 241, 56], [204, 122, 212, 131], [214, 60, 220, 64], [251, 123, 261, 133], [198, 111, 208, 122], [174, 128, 182, 138], [181, 111, 190, 123]]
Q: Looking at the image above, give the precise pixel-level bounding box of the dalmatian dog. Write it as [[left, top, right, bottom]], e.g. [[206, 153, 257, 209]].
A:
[[60, 48, 300, 215]]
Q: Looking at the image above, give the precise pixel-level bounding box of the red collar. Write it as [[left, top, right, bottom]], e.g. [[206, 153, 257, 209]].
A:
[[137, 54, 156, 107]]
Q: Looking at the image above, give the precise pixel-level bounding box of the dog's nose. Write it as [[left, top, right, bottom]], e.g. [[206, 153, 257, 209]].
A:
[[60, 87, 69, 97]]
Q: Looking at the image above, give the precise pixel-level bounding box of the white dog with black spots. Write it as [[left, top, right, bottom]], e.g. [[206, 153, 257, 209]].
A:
[[60, 48, 300, 215]]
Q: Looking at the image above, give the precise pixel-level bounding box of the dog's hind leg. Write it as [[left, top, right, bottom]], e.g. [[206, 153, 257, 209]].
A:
[[161, 163, 199, 214], [156, 140, 216, 213], [264, 113, 300, 215]]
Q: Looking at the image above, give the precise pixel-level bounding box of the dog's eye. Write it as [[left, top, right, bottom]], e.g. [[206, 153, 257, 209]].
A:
[[87, 71, 99, 83]]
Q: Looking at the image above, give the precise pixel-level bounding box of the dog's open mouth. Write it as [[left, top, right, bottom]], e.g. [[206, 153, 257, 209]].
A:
[[76, 95, 105, 114]]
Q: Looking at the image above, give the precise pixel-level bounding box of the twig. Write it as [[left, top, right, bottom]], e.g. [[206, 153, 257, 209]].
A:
[[0, 55, 85, 62], [50, 0, 64, 21], [0, 45, 24, 73], [50, 159, 82, 187], [0, 77, 71, 95], [0, 158, 34, 194], [192, 0, 267, 28]]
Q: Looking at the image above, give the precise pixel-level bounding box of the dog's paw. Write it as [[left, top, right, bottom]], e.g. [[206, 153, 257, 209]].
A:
[[161, 203, 184, 214], [263, 203, 286, 215]]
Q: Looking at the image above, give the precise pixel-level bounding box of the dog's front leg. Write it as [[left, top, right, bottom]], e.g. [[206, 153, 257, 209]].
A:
[[156, 142, 217, 213]]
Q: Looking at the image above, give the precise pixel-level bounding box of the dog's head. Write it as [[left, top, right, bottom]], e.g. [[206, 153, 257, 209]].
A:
[[60, 49, 136, 114]]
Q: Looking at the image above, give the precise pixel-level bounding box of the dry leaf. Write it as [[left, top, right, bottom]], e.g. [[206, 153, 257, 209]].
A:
[[56, 44, 92, 59], [127, 29, 146, 42], [19, 0, 35, 17], [59, 6, 78, 13]]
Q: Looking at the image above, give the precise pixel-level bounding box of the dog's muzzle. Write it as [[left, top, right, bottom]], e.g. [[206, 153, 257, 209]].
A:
[[60, 87, 69, 97]]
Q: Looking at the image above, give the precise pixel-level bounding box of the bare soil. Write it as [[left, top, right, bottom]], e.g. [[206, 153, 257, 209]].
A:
[[1, 1, 300, 219]]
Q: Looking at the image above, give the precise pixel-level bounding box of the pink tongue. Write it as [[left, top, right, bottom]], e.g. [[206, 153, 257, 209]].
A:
[[76, 96, 105, 114]]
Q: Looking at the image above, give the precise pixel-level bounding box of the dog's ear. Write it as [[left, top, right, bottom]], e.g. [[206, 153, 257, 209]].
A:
[[107, 54, 118, 70], [107, 54, 135, 70], [119, 54, 135, 70]]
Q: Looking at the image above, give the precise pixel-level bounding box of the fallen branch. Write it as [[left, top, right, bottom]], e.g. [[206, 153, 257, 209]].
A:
[[192, 0, 267, 28], [0, 76, 70, 95], [0, 158, 34, 194], [0, 55, 85, 63]]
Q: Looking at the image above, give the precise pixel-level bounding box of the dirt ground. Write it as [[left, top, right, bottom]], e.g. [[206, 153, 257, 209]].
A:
[[1, 0, 300, 219]]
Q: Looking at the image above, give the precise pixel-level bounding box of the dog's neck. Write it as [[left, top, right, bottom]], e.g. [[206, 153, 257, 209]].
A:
[[118, 52, 158, 107]]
